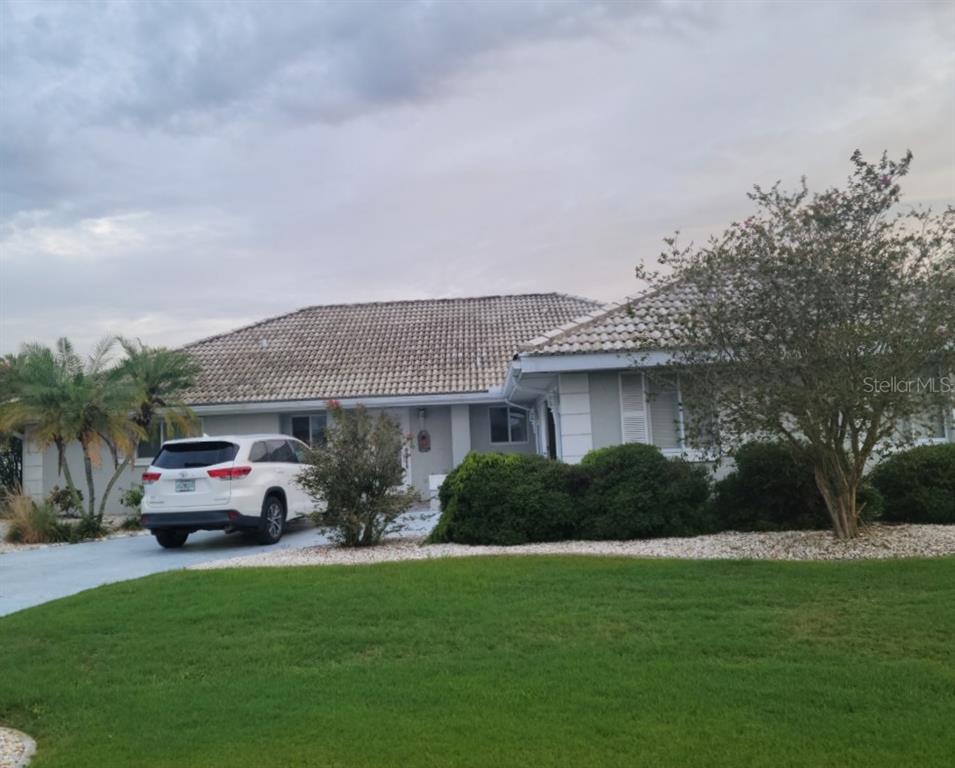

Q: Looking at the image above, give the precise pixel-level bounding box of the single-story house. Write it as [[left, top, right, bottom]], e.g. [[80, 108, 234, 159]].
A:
[[20, 291, 954, 515]]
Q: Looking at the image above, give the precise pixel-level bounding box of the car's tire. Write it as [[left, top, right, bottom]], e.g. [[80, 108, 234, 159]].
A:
[[155, 529, 189, 549], [256, 494, 286, 545]]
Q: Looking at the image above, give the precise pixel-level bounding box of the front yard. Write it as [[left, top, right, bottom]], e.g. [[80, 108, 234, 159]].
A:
[[1, 556, 953, 767]]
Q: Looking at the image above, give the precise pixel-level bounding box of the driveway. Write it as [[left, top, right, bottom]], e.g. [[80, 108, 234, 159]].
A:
[[0, 510, 438, 617]]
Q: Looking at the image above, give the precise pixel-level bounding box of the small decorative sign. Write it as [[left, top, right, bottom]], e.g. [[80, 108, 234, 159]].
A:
[[417, 429, 431, 453]]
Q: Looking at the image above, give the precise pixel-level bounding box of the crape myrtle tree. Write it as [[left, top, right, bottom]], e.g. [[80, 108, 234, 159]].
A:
[[637, 151, 954, 539], [299, 403, 419, 547]]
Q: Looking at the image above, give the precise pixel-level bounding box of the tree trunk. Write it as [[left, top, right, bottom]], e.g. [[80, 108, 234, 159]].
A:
[[82, 447, 97, 521], [813, 465, 859, 540], [98, 456, 131, 518]]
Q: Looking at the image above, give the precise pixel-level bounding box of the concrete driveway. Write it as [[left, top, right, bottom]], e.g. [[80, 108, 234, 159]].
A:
[[0, 510, 437, 617]]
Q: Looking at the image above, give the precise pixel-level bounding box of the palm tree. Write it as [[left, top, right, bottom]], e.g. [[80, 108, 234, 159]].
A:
[[0, 340, 88, 510], [1, 337, 201, 522], [95, 339, 200, 517], [61, 337, 143, 520]]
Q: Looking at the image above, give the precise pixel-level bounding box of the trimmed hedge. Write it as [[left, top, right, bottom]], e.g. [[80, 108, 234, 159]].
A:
[[869, 444, 955, 524], [430, 438, 913, 545], [430, 445, 711, 545]]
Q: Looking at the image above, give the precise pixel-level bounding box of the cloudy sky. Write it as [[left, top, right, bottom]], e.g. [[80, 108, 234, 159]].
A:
[[1, 0, 953, 354]]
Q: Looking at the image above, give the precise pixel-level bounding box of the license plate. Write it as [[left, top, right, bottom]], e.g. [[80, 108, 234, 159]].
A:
[[175, 479, 195, 492]]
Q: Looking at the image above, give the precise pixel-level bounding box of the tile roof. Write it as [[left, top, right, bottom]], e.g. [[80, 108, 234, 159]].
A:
[[521, 283, 700, 356], [181, 294, 601, 404]]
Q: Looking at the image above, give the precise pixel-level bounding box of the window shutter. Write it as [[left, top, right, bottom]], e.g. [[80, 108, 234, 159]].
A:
[[620, 373, 649, 444]]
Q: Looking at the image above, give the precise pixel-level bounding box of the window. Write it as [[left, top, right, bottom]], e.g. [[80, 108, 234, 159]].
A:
[[249, 439, 299, 463], [290, 414, 327, 446], [248, 441, 270, 463], [153, 441, 238, 469], [138, 421, 197, 462], [489, 406, 528, 444], [290, 440, 309, 463], [268, 439, 297, 463]]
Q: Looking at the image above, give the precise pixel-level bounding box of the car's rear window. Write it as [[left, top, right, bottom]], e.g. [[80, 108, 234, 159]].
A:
[[153, 441, 239, 469]]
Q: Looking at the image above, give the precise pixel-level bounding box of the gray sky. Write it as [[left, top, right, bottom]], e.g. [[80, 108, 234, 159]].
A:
[[1, 0, 953, 354]]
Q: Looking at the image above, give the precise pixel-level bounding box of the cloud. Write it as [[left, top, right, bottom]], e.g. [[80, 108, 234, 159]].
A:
[[0, 0, 697, 219], [0, 0, 952, 356], [1, 211, 152, 263]]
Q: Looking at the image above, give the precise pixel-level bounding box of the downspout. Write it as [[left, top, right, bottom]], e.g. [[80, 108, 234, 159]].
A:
[[503, 357, 544, 451]]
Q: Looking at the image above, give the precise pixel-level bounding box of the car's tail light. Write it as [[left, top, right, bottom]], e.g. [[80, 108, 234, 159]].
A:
[[207, 466, 253, 480], [142, 472, 161, 484]]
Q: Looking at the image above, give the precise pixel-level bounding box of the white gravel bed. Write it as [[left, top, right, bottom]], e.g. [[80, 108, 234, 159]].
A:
[[192, 524, 955, 570], [0, 727, 35, 768]]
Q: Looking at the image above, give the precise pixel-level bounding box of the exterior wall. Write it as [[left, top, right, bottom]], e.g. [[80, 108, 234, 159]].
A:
[[558, 373, 593, 464], [468, 404, 538, 456], [450, 404, 471, 465], [21, 430, 44, 498], [588, 372, 622, 449], [203, 413, 281, 436], [25, 427, 141, 517], [406, 405, 453, 500]]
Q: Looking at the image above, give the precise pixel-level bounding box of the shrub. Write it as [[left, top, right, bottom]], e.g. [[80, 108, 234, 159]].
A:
[[71, 514, 108, 541], [869, 444, 955, 524], [432, 445, 712, 545], [46, 485, 83, 517], [3, 492, 70, 544], [578, 444, 713, 539], [712, 441, 886, 531], [711, 442, 829, 531], [299, 404, 419, 547], [120, 484, 144, 511], [856, 484, 885, 524], [118, 485, 144, 530], [429, 452, 583, 545]]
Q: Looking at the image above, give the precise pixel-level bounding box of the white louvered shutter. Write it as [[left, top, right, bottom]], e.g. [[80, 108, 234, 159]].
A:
[[620, 373, 649, 444]]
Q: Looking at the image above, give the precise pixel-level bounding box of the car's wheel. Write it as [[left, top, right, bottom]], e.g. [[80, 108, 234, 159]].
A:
[[256, 494, 286, 545], [155, 529, 189, 549]]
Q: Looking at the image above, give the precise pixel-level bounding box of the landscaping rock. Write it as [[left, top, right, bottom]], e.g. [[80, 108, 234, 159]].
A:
[[191, 523, 955, 570], [0, 727, 35, 768]]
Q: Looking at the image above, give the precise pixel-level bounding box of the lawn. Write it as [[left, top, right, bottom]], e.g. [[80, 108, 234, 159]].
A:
[[1, 556, 954, 767]]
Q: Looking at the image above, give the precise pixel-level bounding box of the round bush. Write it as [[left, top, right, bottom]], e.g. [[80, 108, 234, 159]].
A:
[[578, 444, 713, 539], [712, 442, 831, 531], [869, 444, 955, 524], [430, 453, 582, 545], [713, 442, 890, 531]]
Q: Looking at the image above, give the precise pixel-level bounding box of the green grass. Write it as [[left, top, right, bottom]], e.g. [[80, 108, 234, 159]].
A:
[[2, 556, 954, 767]]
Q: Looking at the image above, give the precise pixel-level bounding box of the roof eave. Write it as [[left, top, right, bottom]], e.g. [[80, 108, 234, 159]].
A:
[[188, 390, 507, 415], [516, 350, 677, 373]]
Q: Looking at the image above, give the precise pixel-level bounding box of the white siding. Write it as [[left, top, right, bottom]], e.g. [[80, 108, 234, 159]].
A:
[[558, 373, 593, 463], [450, 404, 471, 465]]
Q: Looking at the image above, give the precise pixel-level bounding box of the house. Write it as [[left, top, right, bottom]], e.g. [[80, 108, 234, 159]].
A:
[[20, 291, 954, 515]]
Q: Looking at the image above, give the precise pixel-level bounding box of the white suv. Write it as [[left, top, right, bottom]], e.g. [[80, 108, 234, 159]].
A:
[[140, 434, 312, 549]]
